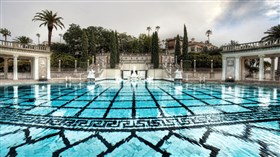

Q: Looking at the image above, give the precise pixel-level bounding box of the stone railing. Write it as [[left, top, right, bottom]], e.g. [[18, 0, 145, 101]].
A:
[[0, 40, 50, 52], [222, 38, 280, 52], [120, 54, 151, 63]]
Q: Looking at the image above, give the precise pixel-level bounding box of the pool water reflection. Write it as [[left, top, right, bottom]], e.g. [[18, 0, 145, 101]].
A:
[[0, 80, 279, 156]]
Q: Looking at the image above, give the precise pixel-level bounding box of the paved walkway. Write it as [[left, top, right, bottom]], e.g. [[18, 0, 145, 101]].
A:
[[0, 78, 279, 87]]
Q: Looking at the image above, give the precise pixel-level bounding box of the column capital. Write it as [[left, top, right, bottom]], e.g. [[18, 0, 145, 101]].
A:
[[235, 56, 241, 59], [13, 54, 18, 58], [258, 54, 265, 58]]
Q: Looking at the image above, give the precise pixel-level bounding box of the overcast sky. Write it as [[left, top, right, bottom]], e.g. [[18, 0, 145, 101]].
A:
[[0, 0, 279, 46]]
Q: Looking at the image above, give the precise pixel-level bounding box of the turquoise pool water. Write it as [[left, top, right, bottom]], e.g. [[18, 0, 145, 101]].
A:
[[0, 80, 279, 156]]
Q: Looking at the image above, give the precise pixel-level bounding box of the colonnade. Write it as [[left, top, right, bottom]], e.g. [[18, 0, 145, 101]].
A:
[[1, 55, 51, 80], [222, 55, 278, 81]]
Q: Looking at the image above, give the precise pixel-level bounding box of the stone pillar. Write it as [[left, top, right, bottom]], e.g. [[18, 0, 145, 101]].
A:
[[210, 60, 213, 73], [222, 57, 227, 80], [235, 56, 240, 81], [33, 57, 39, 80], [87, 59, 90, 68], [3, 57, 8, 79], [47, 57, 51, 80], [193, 60, 196, 72], [210, 59, 214, 79], [180, 60, 183, 70], [276, 57, 280, 80], [240, 57, 245, 80], [58, 60, 61, 72], [259, 55, 264, 81], [13, 55, 18, 80], [271, 57, 275, 81], [74, 60, 77, 72]]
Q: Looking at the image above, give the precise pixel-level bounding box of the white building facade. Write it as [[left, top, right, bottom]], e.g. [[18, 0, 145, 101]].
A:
[[221, 39, 280, 81], [0, 40, 52, 80]]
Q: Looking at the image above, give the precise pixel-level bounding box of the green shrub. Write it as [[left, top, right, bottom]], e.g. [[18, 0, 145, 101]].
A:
[[51, 53, 76, 68]]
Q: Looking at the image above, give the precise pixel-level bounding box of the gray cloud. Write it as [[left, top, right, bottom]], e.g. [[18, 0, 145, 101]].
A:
[[0, 0, 279, 47]]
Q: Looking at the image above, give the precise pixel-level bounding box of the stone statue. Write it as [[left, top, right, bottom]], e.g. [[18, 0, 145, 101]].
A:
[[174, 69, 182, 82], [130, 66, 138, 81], [87, 69, 95, 83]]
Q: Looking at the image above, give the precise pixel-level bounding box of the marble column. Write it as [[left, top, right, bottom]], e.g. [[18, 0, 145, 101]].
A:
[[3, 57, 8, 79], [210, 60, 213, 73], [259, 55, 265, 81], [222, 56, 226, 80], [74, 60, 77, 72], [33, 57, 39, 80], [58, 60, 61, 72], [270, 57, 275, 81], [276, 57, 280, 80], [193, 60, 196, 72], [47, 57, 51, 79], [13, 55, 18, 80], [240, 57, 245, 80], [235, 56, 241, 81]]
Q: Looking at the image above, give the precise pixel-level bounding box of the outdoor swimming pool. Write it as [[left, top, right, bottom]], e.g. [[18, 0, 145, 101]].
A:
[[0, 80, 279, 156]]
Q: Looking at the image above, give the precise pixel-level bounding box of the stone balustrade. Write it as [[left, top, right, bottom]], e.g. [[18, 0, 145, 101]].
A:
[[0, 40, 50, 52], [222, 38, 280, 52], [120, 54, 151, 63]]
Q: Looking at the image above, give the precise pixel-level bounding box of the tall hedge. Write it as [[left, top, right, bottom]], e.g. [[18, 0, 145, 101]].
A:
[[182, 24, 188, 68], [152, 31, 159, 68], [174, 35, 181, 64], [110, 31, 117, 68]]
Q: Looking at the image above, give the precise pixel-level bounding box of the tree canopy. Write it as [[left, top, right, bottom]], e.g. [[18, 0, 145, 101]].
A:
[[261, 24, 280, 41], [0, 28, 11, 41], [110, 31, 117, 68], [32, 9, 64, 46], [14, 36, 33, 44], [174, 35, 181, 64], [81, 29, 89, 60], [152, 31, 159, 68]]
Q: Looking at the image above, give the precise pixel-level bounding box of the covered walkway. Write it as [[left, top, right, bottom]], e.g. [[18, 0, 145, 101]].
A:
[[221, 38, 280, 81], [0, 40, 51, 80]]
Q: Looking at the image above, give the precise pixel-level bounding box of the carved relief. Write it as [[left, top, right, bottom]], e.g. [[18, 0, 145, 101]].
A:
[[39, 57, 47, 78]]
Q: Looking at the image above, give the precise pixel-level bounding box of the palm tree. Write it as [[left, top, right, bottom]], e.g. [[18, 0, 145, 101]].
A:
[[32, 9, 64, 46], [155, 26, 160, 32], [59, 33, 63, 43], [261, 25, 280, 41], [205, 30, 212, 43], [261, 25, 280, 80], [36, 33, 40, 44], [14, 36, 33, 44], [0, 28, 11, 41], [146, 26, 152, 36]]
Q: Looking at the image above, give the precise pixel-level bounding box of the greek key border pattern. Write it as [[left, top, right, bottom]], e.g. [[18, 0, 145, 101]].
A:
[[0, 107, 280, 131]]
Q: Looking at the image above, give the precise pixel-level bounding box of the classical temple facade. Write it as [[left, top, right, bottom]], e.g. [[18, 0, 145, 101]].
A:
[[0, 40, 51, 80], [221, 39, 280, 81]]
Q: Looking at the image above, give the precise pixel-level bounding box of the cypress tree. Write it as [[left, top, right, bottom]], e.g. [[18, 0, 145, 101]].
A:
[[82, 30, 89, 60], [154, 31, 159, 68], [115, 31, 119, 63], [151, 32, 155, 64], [89, 30, 96, 64], [110, 31, 117, 68], [182, 24, 188, 60], [148, 35, 152, 60], [182, 25, 188, 68], [174, 34, 181, 64]]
